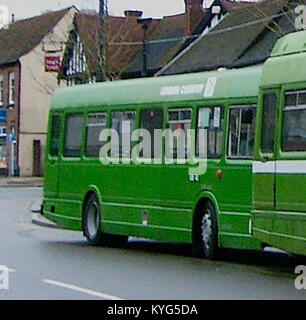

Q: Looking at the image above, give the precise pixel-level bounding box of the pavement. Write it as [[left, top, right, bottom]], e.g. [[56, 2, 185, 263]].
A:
[[31, 211, 59, 229], [0, 176, 44, 188], [29, 197, 60, 229]]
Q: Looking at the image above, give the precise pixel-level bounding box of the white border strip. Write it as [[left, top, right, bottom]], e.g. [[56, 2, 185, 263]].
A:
[[276, 160, 306, 174], [253, 160, 306, 174], [252, 161, 275, 174]]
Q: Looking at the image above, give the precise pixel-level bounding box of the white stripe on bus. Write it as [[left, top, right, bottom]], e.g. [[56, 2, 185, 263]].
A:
[[253, 160, 306, 174], [252, 161, 275, 174], [276, 160, 306, 174]]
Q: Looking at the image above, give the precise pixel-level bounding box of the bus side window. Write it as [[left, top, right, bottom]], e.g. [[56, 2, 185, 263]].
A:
[[111, 110, 136, 158], [197, 107, 223, 158], [140, 108, 163, 159], [86, 113, 108, 157], [282, 90, 306, 152], [166, 108, 192, 159], [50, 115, 61, 157], [63, 114, 84, 158], [261, 93, 277, 153], [227, 105, 256, 158]]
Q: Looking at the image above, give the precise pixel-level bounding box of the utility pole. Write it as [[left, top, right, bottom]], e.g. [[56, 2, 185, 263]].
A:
[[97, 0, 108, 82]]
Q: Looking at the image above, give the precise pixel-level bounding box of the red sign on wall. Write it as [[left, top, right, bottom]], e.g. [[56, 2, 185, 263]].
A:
[[45, 56, 61, 72]]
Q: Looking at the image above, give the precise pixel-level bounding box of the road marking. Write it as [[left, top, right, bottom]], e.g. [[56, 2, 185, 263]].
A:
[[8, 268, 16, 273], [42, 279, 124, 300]]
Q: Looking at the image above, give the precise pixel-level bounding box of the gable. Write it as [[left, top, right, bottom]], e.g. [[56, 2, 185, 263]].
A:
[[0, 8, 72, 66]]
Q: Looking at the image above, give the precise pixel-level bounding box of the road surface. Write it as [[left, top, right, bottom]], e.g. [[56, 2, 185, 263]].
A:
[[0, 187, 305, 300]]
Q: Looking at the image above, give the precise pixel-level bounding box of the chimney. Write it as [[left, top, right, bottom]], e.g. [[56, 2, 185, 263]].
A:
[[184, 0, 205, 36], [124, 10, 143, 19]]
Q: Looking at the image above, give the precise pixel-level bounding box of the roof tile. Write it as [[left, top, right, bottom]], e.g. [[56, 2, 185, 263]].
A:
[[0, 7, 71, 65], [161, 0, 296, 75]]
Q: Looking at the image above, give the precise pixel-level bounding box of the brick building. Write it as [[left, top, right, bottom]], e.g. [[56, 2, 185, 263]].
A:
[[0, 7, 77, 176]]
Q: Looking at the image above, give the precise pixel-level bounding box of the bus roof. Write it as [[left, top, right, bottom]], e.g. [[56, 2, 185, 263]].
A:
[[261, 30, 306, 88], [271, 30, 306, 57], [51, 65, 262, 110]]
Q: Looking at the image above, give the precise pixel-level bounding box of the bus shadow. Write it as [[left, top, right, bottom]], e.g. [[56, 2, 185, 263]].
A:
[[127, 239, 192, 258], [40, 235, 305, 274], [219, 248, 303, 269], [126, 239, 305, 272]]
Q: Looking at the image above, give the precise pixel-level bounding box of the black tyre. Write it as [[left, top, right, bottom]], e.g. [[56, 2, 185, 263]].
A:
[[83, 193, 128, 247], [83, 193, 103, 245], [192, 201, 219, 260]]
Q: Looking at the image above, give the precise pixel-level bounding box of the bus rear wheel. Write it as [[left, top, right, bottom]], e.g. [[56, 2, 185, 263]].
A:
[[83, 193, 128, 247], [192, 201, 219, 260]]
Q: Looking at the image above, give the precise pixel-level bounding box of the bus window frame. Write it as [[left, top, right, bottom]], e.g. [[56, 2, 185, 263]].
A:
[[195, 105, 224, 161], [165, 106, 193, 165], [135, 106, 165, 164], [257, 89, 280, 161], [109, 108, 138, 163], [62, 112, 86, 160], [48, 113, 62, 160], [226, 104, 257, 160], [84, 111, 108, 159], [277, 84, 306, 160]]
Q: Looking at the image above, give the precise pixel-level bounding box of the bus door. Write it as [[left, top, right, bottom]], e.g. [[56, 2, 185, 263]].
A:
[[44, 114, 61, 197], [253, 90, 279, 232], [223, 105, 257, 233], [273, 89, 306, 250], [160, 107, 195, 240]]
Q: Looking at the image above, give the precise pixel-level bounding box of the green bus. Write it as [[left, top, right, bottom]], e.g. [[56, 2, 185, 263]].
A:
[[43, 65, 263, 259], [252, 31, 306, 256]]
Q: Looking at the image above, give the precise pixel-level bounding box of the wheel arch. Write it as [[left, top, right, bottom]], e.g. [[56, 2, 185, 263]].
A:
[[81, 185, 103, 231], [192, 191, 220, 242], [192, 191, 220, 217]]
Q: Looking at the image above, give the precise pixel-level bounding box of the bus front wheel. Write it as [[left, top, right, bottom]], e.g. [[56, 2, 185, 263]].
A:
[[192, 201, 219, 260], [83, 193, 128, 247]]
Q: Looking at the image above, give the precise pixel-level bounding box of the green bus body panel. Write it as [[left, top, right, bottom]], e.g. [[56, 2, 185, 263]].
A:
[[50, 66, 262, 110], [43, 66, 263, 251], [252, 31, 306, 256], [276, 174, 306, 212]]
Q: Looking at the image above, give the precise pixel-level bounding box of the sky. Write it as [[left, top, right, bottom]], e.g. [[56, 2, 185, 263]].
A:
[[0, 0, 186, 20]]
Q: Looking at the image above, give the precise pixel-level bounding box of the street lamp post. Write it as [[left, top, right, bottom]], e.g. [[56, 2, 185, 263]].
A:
[[137, 18, 152, 77]]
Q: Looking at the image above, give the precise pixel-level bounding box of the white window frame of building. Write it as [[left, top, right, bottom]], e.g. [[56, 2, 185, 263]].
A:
[[9, 72, 15, 105], [67, 34, 87, 79], [67, 78, 75, 87], [0, 74, 3, 106], [88, 76, 96, 84]]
